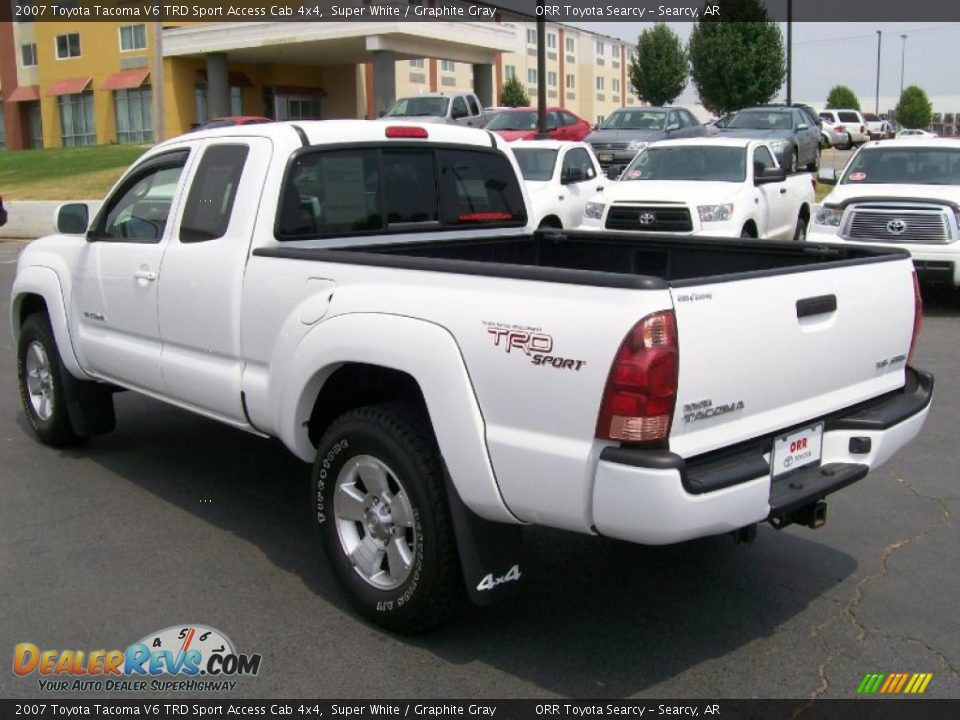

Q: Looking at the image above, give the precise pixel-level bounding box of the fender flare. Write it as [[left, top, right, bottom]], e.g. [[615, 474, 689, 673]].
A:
[[271, 312, 519, 525], [11, 265, 89, 380]]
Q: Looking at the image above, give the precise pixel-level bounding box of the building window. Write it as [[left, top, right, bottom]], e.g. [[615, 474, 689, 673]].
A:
[[596, 77, 605, 91], [58, 91, 96, 146], [231, 87, 244, 115], [275, 94, 322, 121], [504, 65, 516, 80], [115, 86, 152, 144], [195, 85, 244, 124], [119, 24, 147, 52], [566, 37, 575, 53], [547, 33, 556, 49], [527, 68, 537, 85], [566, 74, 575, 90], [596, 40, 604, 56], [597, 115, 605, 126], [612, 79, 621, 93], [526, 28, 536, 44], [55, 33, 81, 59], [441, 60, 455, 72], [21, 43, 37, 67], [611, 44, 619, 58], [547, 72, 557, 87], [409, 58, 424, 69]]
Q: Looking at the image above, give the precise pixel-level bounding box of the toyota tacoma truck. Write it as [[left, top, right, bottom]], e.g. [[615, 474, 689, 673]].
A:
[[12, 121, 932, 632], [579, 138, 816, 240], [810, 138, 960, 287]]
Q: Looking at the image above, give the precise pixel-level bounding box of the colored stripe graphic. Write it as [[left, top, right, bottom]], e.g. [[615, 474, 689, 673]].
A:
[[858, 672, 932, 694]]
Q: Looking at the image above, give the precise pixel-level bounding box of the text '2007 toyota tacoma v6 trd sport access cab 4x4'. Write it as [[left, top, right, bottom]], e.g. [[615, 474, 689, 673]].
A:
[[12, 121, 932, 631]]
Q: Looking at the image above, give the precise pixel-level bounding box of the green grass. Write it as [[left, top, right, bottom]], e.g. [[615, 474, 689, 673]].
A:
[[0, 144, 148, 200]]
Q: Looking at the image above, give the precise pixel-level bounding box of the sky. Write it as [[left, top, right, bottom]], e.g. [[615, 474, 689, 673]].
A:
[[569, 22, 960, 108]]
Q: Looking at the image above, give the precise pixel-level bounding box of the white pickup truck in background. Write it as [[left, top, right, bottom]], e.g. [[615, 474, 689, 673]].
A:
[[12, 121, 932, 632], [810, 138, 960, 288], [381, 91, 490, 127], [579, 138, 816, 240]]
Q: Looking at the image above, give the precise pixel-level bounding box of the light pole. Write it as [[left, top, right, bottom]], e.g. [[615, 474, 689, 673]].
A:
[[899, 34, 907, 98], [786, 0, 792, 105], [875, 30, 882, 115]]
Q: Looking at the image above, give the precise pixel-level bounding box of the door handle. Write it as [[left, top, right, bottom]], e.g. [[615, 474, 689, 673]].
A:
[[134, 269, 157, 282], [796, 294, 837, 318], [779, 188, 787, 194]]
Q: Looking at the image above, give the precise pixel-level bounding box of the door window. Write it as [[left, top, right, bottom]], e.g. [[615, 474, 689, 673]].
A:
[[94, 152, 187, 243], [451, 96, 468, 119], [561, 148, 596, 183], [466, 96, 480, 117], [180, 144, 250, 243], [753, 146, 776, 173]]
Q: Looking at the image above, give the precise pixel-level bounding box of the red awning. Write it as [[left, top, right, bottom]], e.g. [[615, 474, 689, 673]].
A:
[[46, 77, 92, 97], [195, 70, 254, 88], [102, 70, 149, 91], [6, 85, 40, 102]]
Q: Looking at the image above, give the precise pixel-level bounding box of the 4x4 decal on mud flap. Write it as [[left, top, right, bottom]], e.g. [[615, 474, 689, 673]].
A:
[[482, 321, 587, 371]]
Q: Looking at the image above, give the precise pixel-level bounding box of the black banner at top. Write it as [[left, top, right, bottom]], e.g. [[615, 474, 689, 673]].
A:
[[2, 0, 960, 23]]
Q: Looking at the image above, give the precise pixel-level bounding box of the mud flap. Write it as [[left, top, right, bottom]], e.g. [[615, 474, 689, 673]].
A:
[[443, 466, 524, 606], [60, 372, 116, 438]]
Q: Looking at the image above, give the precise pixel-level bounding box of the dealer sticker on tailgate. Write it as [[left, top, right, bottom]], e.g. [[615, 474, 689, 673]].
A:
[[771, 423, 824, 478]]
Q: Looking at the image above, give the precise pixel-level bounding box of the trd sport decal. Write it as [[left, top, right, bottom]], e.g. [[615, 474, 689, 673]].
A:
[[483, 321, 587, 371]]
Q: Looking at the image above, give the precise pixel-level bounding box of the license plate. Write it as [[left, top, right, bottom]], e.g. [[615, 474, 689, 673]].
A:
[[771, 423, 823, 478], [599, 153, 614, 163]]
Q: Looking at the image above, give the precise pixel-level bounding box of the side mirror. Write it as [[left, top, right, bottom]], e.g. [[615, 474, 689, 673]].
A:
[[606, 166, 623, 181], [56, 203, 89, 235], [754, 166, 786, 185], [797, 123, 810, 131], [562, 167, 587, 184], [817, 167, 838, 185]]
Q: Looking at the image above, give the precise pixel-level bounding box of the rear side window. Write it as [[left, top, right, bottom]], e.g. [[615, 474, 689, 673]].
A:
[[438, 149, 527, 226], [180, 144, 249, 243], [838, 111, 860, 123], [467, 96, 480, 116], [276, 146, 526, 240]]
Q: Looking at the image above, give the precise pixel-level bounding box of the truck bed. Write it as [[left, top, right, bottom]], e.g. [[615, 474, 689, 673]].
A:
[[254, 231, 909, 289]]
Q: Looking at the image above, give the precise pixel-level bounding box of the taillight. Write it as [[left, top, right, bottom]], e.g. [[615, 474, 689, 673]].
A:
[[860, 125, 866, 133], [836, 125, 845, 133], [596, 310, 679, 444], [385, 126, 428, 139], [908, 271, 923, 365]]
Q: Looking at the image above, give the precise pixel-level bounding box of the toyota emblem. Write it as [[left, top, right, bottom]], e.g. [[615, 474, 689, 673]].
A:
[[886, 219, 907, 235], [639, 212, 656, 225]]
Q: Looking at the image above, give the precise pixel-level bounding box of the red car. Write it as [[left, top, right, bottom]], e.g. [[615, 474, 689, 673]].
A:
[[486, 107, 591, 142]]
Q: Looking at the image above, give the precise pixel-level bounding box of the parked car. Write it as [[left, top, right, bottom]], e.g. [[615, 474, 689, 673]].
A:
[[820, 118, 851, 149], [579, 138, 816, 240], [863, 113, 895, 140], [705, 113, 736, 134], [509, 140, 604, 228], [819, 110, 869, 147], [811, 138, 960, 288], [896, 128, 938, 139], [719, 107, 821, 172], [585, 106, 707, 171], [0, 196, 7, 228], [382, 91, 489, 127], [196, 116, 271, 130], [769, 103, 823, 129], [13, 120, 931, 632], [486, 107, 591, 142]]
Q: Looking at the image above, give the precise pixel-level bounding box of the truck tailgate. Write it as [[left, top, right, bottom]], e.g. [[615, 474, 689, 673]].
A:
[[668, 257, 916, 459]]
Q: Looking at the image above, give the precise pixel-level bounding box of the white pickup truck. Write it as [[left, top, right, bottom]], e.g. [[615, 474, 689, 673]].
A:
[[579, 138, 816, 240], [810, 138, 960, 288], [12, 122, 932, 632]]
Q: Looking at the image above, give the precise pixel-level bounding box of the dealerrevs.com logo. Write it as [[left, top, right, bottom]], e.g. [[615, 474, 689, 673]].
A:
[[13, 625, 262, 693]]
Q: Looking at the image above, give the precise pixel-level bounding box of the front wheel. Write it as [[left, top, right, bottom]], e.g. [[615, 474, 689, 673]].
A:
[[794, 215, 808, 242], [313, 404, 463, 633], [17, 313, 82, 446], [789, 148, 799, 174], [807, 149, 820, 172]]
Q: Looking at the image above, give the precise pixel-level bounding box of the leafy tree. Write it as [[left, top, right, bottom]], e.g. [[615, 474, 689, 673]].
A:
[[825, 85, 860, 110], [629, 24, 688, 106], [895, 86, 933, 129], [688, 0, 785, 115], [499, 75, 530, 107]]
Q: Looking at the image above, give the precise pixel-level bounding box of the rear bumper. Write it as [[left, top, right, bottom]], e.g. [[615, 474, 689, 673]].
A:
[[591, 369, 934, 545]]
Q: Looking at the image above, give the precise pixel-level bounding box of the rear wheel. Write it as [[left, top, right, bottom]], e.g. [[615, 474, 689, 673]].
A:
[[313, 404, 463, 633], [740, 224, 757, 239], [17, 313, 82, 446], [537, 217, 562, 230], [807, 149, 820, 172], [794, 215, 808, 242]]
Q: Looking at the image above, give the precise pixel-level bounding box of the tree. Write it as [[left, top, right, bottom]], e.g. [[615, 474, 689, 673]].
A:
[[688, 0, 785, 115], [825, 85, 860, 111], [629, 24, 688, 106], [895, 86, 933, 129], [499, 75, 530, 107]]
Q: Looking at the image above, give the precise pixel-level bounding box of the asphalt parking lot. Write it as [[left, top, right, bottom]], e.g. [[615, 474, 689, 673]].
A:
[[1, 239, 957, 701]]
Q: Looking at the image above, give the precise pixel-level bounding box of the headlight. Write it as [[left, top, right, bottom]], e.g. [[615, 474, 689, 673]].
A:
[[769, 140, 791, 151], [814, 205, 843, 226], [697, 204, 734, 222], [584, 202, 606, 220], [626, 140, 648, 152]]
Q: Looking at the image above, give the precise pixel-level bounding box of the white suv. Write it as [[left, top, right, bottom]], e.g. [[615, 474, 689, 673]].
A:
[[819, 110, 869, 148]]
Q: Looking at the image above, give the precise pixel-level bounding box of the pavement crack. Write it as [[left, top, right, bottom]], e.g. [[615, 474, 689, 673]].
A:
[[795, 471, 952, 713]]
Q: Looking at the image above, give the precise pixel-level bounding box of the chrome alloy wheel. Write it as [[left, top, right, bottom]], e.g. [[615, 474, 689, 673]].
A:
[[334, 455, 418, 590], [24, 341, 55, 421]]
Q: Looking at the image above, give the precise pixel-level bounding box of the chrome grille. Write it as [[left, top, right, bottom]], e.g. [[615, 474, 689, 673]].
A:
[[590, 142, 629, 152], [844, 206, 951, 244]]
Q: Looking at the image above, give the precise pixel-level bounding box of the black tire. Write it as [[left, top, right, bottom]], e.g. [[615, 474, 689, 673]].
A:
[[537, 218, 562, 230], [17, 313, 82, 447], [807, 149, 820, 172], [790, 147, 799, 174], [794, 215, 808, 242], [740, 225, 756, 239], [313, 403, 463, 633]]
